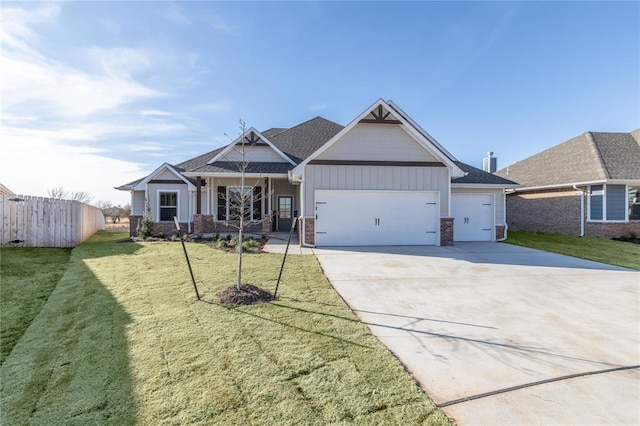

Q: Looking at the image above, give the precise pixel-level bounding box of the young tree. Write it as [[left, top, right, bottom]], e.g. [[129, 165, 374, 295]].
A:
[[219, 119, 271, 292], [47, 187, 93, 204]]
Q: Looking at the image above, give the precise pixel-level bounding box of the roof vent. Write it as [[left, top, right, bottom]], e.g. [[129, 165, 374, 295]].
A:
[[483, 151, 497, 173]]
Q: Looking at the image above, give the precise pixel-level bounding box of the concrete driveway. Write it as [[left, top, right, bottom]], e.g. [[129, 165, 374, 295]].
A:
[[313, 243, 640, 425]]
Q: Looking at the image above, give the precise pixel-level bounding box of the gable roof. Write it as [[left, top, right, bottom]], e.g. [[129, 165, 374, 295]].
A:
[[292, 99, 465, 178], [452, 162, 518, 186], [117, 101, 514, 189], [269, 117, 344, 164], [115, 163, 196, 191], [207, 127, 296, 165], [495, 130, 640, 188]]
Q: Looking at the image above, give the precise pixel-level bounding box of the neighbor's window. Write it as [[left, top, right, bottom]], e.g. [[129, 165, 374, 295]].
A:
[[630, 186, 640, 220], [159, 192, 178, 221], [589, 185, 603, 221], [589, 184, 627, 221]]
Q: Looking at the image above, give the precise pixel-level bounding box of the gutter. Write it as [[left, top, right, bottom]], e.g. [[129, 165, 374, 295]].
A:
[[573, 185, 587, 237]]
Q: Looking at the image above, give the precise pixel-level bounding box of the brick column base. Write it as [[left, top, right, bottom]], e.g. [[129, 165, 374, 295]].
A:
[[193, 214, 214, 234], [300, 217, 316, 245], [129, 215, 142, 237], [496, 225, 505, 240], [261, 217, 272, 236], [440, 217, 454, 246]]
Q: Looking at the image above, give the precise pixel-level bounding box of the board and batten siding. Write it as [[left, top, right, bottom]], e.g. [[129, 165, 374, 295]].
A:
[[451, 187, 506, 225], [316, 123, 439, 162], [1, 195, 105, 247], [219, 146, 286, 163], [303, 165, 450, 216], [147, 183, 190, 222], [132, 191, 146, 215]]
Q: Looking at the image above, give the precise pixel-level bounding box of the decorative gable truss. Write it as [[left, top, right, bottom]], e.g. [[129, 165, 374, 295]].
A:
[[292, 99, 465, 178], [207, 128, 296, 165]]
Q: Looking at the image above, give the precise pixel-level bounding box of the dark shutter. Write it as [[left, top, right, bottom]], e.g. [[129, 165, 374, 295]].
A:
[[217, 186, 226, 220], [253, 187, 261, 220]]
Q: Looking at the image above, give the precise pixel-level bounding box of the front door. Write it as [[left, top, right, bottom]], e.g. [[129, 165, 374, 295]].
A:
[[277, 195, 293, 231]]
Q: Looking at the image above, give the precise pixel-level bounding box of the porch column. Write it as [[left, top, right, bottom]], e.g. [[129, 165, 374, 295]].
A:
[[268, 177, 272, 217], [196, 176, 202, 214]]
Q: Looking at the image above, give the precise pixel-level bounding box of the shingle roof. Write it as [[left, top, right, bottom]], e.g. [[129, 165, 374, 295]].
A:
[[118, 114, 517, 188], [494, 130, 640, 187], [269, 117, 344, 164], [189, 162, 293, 174], [452, 162, 518, 185]]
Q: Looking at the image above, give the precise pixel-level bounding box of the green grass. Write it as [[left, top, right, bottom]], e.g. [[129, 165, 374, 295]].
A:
[[504, 231, 640, 270], [1, 246, 72, 364], [1, 231, 451, 425]]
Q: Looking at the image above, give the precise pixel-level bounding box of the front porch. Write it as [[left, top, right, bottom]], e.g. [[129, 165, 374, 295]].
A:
[[190, 175, 299, 236]]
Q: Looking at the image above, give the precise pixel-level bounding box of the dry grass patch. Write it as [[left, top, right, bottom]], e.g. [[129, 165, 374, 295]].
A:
[[1, 231, 451, 425]]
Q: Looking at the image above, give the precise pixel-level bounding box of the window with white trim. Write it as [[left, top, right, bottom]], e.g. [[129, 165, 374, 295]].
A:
[[629, 186, 640, 220], [217, 186, 262, 221], [589, 184, 627, 222], [159, 192, 178, 221]]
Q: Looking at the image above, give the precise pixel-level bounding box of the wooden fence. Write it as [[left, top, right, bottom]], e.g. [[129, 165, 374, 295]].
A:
[[1, 195, 105, 248]]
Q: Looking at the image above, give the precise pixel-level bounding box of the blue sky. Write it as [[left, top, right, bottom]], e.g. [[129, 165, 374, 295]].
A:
[[2, 1, 638, 206]]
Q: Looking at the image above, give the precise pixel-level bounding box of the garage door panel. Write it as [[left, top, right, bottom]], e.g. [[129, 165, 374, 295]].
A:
[[315, 190, 439, 246], [452, 194, 494, 242]]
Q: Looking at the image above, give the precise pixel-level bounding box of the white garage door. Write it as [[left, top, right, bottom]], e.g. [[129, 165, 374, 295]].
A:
[[315, 190, 439, 246], [451, 194, 495, 241]]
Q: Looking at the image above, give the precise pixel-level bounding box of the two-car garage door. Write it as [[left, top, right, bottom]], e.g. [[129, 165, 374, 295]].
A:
[[315, 190, 439, 246]]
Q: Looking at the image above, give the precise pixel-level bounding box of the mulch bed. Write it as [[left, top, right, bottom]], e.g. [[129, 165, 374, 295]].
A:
[[612, 237, 640, 245], [216, 284, 275, 305]]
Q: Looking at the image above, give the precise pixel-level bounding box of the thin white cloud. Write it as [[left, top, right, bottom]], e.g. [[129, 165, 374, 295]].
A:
[[193, 101, 231, 111], [0, 132, 145, 206], [201, 11, 237, 35], [162, 3, 192, 25], [139, 109, 176, 118], [309, 103, 329, 111]]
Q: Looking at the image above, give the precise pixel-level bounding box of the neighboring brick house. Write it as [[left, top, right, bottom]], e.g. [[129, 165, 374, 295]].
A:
[[495, 129, 640, 238]]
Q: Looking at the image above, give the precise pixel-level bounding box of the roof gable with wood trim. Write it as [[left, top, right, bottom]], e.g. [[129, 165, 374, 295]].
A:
[[208, 128, 296, 166], [293, 99, 465, 177]]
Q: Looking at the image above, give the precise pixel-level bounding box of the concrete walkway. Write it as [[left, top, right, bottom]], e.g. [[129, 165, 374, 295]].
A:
[[262, 232, 314, 255], [313, 243, 640, 425]]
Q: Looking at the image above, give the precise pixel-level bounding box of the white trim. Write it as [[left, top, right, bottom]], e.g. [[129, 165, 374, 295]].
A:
[[291, 99, 465, 177], [157, 189, 180, 222], [513, 179, 640, 193], [207, 127, 296, 165], [133, 163, 195, 191]]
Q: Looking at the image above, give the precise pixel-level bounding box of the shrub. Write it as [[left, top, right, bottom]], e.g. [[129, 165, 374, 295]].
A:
[[136, 198, 154, 240]]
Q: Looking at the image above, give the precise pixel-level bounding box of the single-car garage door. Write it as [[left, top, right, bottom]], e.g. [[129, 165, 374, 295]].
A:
[[451, 194, 495, 241], [315, 190, 439, 246]]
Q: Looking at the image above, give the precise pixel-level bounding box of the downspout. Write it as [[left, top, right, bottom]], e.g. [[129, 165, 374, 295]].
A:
[[496, 189, 509, 241], [573, 185, 586, 237]]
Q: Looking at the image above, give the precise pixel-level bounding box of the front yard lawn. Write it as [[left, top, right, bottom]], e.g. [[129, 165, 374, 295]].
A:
[[0, 246, 72, 365], [504, 231, 640, 270], [1, 231, 451, 425]]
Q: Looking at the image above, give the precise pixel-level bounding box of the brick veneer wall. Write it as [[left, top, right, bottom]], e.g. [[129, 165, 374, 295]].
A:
[[506, 190, 583, 236], [191, 214, 266, 236], [495, 225, 505, 240], [585, 222, 640, 238], [154, 221, 189, 236], [128, 215, 190, 237], [506, 189, 640, 238], [440, 217, 454, 246], [300, 217, 316, 245]]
